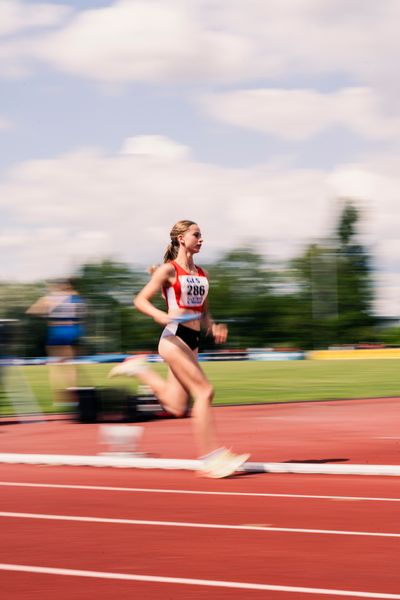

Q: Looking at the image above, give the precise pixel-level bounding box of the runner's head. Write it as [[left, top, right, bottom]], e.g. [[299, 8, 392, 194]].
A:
[[47, 277, 74, 293], [163, 220, 197, 262]]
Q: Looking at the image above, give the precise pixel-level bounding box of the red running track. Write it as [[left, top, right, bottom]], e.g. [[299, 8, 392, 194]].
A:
[[1, 399, 400, 598], [0, 464, 400, 599], [1, 398, 400, 464]]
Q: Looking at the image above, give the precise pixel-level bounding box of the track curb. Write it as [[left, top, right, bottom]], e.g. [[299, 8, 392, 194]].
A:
[[0, 453, 400, 476]]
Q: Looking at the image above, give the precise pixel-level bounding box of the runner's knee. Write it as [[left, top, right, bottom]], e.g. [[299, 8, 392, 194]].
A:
[[171, 406, 188, 418], [193, 383, 214, 406]]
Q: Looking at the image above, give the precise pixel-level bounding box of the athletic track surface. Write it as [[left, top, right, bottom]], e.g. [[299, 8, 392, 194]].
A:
[[1, 398, 400, 599]]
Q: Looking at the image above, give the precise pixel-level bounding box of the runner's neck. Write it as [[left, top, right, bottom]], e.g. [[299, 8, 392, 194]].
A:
[[174, 259, 198, 275]]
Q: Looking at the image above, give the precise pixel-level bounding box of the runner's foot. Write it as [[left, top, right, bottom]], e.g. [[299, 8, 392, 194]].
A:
[[108, 356, 148, 378], [198, 448, 250, 479]]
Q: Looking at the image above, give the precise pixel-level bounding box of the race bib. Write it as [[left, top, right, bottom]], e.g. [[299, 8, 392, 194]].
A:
[[179, 275, 209, 307]]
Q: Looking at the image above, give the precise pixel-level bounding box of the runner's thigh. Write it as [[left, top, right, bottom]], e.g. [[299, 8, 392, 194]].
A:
[[158, 337, 211, 397]]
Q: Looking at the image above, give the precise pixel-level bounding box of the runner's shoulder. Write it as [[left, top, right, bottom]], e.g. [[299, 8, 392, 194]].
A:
[[152, 262, 176, 283]]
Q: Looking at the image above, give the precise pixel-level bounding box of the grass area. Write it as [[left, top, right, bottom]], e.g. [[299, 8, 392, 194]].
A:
[[1, 358, 400, 414]]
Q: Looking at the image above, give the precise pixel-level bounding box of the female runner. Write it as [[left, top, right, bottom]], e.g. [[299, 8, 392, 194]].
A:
[[109, 219, 249, 478]]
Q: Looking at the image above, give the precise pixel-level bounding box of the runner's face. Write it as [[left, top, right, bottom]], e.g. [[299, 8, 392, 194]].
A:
[[181, 224, 203, 253]]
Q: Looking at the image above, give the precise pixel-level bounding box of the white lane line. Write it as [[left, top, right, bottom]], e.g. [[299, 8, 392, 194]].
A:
[[1, 563, 400, 598], [1, 511, 400, 538], [0, 481, 399, 503]]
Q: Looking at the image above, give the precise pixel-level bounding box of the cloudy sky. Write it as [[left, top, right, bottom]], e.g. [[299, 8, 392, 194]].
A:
[[1, 0, 400, 315]]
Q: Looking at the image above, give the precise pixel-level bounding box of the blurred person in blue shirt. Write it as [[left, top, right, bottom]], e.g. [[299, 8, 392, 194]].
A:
[[27, 278, 86, 406]]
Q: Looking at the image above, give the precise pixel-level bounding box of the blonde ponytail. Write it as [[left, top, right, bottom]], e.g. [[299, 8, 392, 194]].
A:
[[163, 241, 178, 263], [163, 220, 196, 263]]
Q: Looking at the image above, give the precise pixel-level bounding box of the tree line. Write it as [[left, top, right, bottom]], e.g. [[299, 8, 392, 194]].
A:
[[1, 201, 397, 357]]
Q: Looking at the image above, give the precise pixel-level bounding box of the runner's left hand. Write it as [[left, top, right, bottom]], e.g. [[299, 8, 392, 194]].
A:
[[211, 323, 228, 344]]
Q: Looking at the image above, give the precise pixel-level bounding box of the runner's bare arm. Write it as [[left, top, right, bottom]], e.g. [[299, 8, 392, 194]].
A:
[[134, 263, 175, 326], [26, 296, 51, 316]]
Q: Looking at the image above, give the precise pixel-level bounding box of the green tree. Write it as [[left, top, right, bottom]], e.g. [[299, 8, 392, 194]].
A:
[[288, 200, 376, 348], [335, 201, 376, 344], [289, 244, 339, 348], [73, 259, 152, 353], [204, 246, 284, 349], [0, 282, 48, 357]]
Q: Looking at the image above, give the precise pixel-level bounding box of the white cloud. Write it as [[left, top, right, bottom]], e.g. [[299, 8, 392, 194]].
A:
[[0, 230, 27, 248], [2, 0, 392, 95], [30, 0, 251, 83], [0, 0, 72, 78], [328, 167, 379, 201], [202, 0, 400, 88], [0, 115, 12, 130], [0, 227, 113, 282], [0, 40, 30, 77], [374, 271, 400, 318], [120, 135, 191, 160], [0, 0, 70, 36], [0, 136, 329, 279], [375, 239, 400, 272], [200, 88, 400, 141]]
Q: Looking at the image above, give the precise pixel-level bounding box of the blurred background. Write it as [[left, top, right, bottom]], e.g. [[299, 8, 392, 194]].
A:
[[1, 0, 400, 357]]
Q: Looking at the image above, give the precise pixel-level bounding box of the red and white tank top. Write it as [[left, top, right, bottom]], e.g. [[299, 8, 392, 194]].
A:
[[163, 261, 209, 313]]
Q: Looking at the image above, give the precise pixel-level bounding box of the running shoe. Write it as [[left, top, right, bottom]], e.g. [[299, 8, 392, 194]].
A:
[[108, 356, 148, 378], [199, 448, 250, 479]]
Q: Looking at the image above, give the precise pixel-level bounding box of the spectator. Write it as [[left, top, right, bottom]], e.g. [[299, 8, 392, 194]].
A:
[[27, 278, 86, 405]]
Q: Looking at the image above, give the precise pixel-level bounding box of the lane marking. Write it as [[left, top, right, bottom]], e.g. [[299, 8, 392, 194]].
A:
[[1, 511, 400, 538], [0, 481, 399, 503], [1, 563, 400, 598]]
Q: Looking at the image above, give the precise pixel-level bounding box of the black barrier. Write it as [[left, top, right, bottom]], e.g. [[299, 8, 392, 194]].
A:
[[70, 386, 126, 424], [71, 387, 99, 424], [70, 386, 171, 424], [0, 320, 16, 353]]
